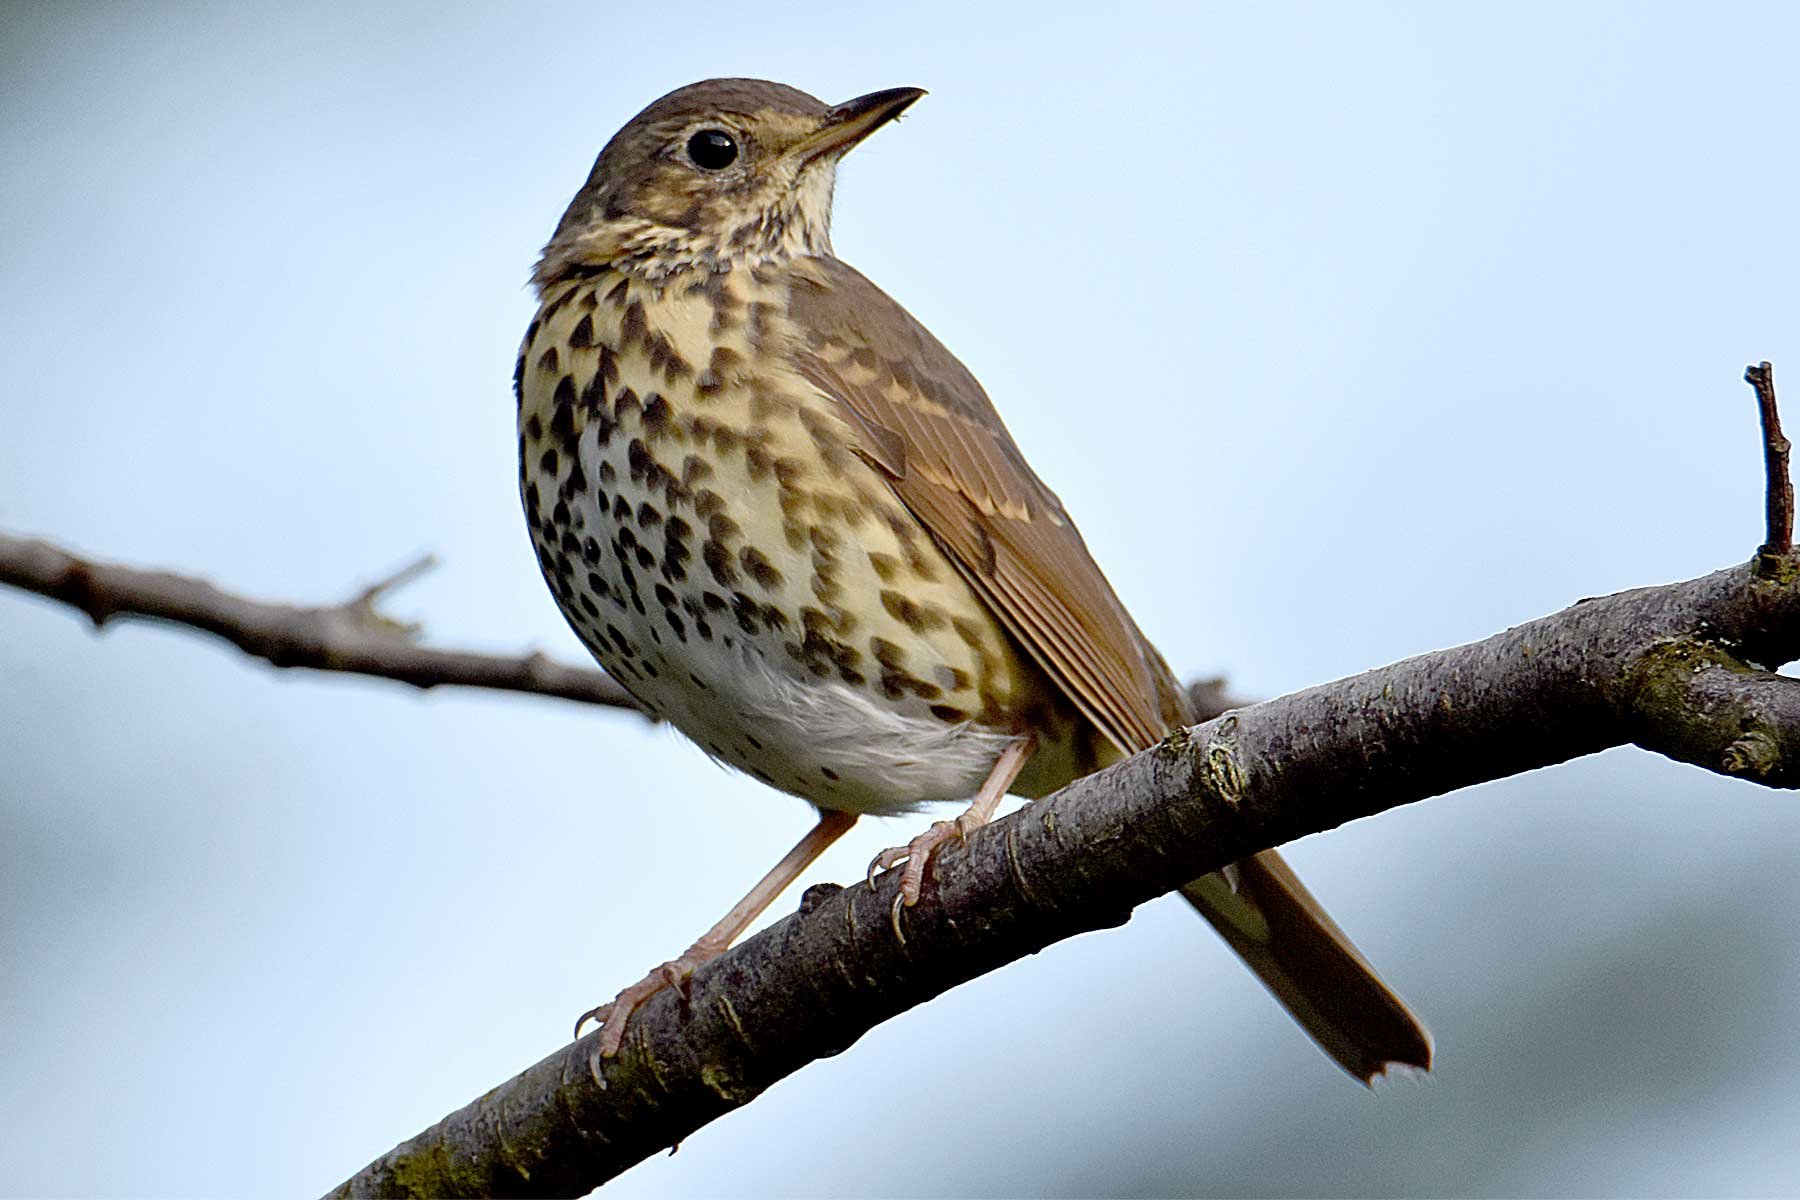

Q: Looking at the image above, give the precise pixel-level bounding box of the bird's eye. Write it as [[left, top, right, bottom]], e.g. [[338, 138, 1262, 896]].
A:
[[686, 129, 739, 170]]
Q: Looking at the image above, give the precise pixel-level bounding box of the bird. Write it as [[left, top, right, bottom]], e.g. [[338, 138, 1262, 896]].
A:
[[515, 77, 1431, 1079]]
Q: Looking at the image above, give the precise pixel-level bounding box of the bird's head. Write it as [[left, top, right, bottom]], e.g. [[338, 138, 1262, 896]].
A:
[[534, 78, 924, 290]]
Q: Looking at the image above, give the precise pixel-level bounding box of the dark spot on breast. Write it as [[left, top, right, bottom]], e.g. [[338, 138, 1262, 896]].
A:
[[739, 546, 783, 590], [646, 332, 690, 381], [551, 382, 579, 453], [627, 439, 652, 482], [579, 368, 607, 416], [621, 300, 646, 346], [744, 444, 772, 481], [867, 552, 899, 583], [539, 448, 559, 476], [681, 454, 714, 485], [537, 346, 560, 373], [703, 540, 738, 586], [930, 704, 969, 723], [661, 521, 693, 581], [641, 393, 672, 438], [881, 590, 948, 632], [614, 387, 641, 423], [731, 591, 762, 634], [707, 512, 741, 544], [569, 313, 595, 349], [869, 637, 906, 669], [542, 286, 578, 320], [636, 502, 663, 528], [525, 413, 543, 441]]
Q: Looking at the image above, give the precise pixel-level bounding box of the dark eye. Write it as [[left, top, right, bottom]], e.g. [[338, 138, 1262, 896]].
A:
[[686, 129, 738, 170]]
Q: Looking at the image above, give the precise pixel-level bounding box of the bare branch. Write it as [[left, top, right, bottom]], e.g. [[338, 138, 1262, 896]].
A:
[[328, 556, 1800, 1198], [1750, 361, 1791, 561], [10, 364, 1791, 1197], [0, 532, 642, 712]]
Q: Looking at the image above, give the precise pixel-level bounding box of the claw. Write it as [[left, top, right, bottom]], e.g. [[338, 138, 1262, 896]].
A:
[[866, 844, 909, 889], [573, 1001, 613, 1041]]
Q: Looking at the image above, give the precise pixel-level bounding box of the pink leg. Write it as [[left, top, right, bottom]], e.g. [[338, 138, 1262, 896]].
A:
[[867, 734, 1036, 937], [576, 808, 857, 1057]]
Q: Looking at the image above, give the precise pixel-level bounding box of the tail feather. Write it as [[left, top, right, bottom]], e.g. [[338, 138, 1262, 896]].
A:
[[1180, 850, 1432, 1084]]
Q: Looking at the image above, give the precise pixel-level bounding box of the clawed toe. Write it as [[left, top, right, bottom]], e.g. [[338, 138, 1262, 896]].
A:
[[575, 956, 704, 1058], [868, 819, 967, 940]]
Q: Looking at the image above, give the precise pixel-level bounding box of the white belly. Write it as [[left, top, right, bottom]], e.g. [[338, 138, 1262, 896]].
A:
[[608, 619, 1014, 816]]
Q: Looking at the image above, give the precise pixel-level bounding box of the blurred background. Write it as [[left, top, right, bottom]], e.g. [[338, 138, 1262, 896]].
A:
[[4, 2, 1799, 1195]]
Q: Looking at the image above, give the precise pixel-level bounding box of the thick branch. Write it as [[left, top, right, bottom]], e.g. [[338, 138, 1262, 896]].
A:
[[0, 531, 640, 711], [329, 557, 1800, 1198]]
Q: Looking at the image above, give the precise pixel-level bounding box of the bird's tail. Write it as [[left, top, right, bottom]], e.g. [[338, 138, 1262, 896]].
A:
[[1178, 850, 1432, 1083]]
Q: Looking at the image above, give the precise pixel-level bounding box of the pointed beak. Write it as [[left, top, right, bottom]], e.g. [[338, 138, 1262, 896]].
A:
[[791, 86, 927, 164]]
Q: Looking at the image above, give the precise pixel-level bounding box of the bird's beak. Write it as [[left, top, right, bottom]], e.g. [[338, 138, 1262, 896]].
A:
[[792, 87, 927, 164]]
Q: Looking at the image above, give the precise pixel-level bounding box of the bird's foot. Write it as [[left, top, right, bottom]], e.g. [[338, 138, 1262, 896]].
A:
[[574, 943, 723, 1058], [866, 815, 981, 939]]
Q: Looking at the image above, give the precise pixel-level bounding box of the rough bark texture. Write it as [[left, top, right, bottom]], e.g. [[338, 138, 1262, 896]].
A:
[[326, 558, 1800, 1198]]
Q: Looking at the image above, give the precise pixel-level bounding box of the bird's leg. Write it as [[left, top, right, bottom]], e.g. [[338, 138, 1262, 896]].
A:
[[576, 808, 857, 1057], [868, 734, 1036, 936]]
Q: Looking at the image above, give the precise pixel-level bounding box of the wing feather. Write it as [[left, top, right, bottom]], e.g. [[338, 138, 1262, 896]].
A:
[[786, 259, 1175, 755], [783, 257, 1432, 1082]]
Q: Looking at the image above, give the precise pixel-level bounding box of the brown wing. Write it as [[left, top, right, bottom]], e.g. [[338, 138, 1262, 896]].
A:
[[785, 257, 1185, 755], [785, 257, 1433, 1083]]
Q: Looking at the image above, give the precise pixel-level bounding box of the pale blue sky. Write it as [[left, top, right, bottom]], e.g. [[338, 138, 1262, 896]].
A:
[[4, 2, 1799, 1195]]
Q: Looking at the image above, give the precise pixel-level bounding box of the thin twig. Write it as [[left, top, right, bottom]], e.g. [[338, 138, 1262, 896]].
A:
[[0, 532, 643, 712], [1748, 361, 1790, 558]]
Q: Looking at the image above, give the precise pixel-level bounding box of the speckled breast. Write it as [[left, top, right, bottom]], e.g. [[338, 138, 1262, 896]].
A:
[[516, 263, 1080, 814]]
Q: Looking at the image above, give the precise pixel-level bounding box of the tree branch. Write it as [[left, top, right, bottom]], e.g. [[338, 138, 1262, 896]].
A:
[[4, 370, 1788, 1197], [0, 532, 641, 712], [327, 554, 1800, 1197], [1750, 361, 1791, 560]]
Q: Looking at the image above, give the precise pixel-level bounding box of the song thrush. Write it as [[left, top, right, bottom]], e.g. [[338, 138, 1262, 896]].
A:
[[516, 78, 1431, 1079]]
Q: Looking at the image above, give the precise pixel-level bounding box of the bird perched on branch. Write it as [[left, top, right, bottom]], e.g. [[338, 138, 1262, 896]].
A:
[[516, 77, 1430, 1079]]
